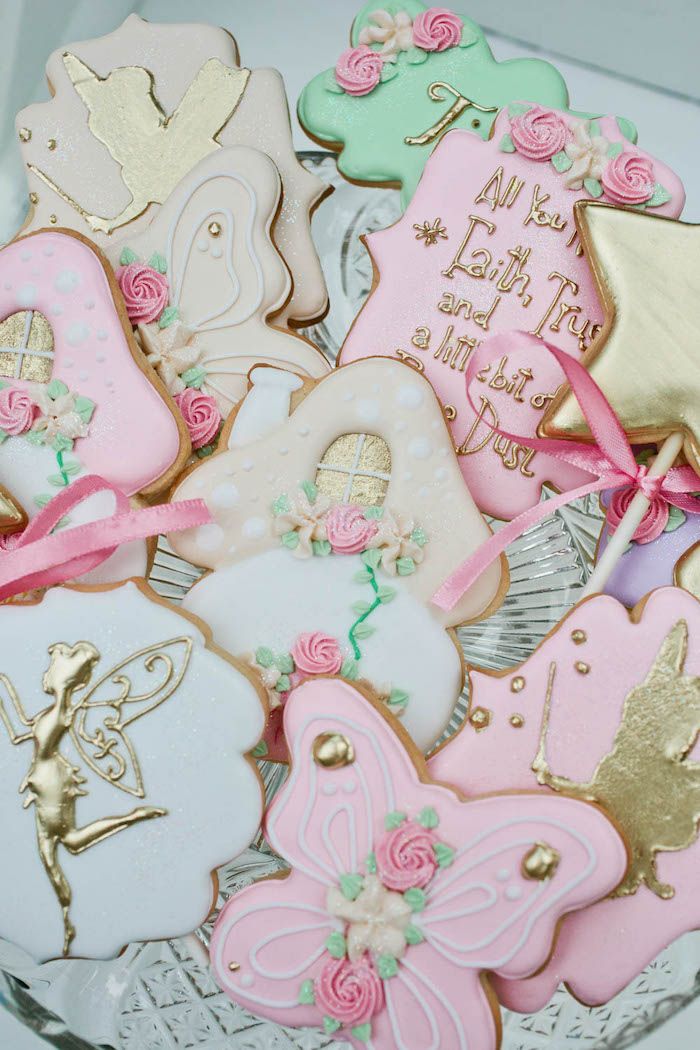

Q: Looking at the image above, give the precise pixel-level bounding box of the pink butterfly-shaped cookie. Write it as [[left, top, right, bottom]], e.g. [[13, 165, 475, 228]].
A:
[[211, 678, 626, 1048]]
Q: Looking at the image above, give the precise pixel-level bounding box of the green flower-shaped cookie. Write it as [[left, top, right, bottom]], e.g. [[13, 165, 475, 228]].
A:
[[298, 1, 636, 207]]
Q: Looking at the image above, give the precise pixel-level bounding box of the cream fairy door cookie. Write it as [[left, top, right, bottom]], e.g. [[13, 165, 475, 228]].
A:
[[0, 229, 188, 582], [168, 359, 506, 759], [210, 677, 626, 1050], [15, 14, 328, 327], [0, 579, 264, 962], [339, 108, 684, 518], [429, 586, 700, 1009], [107, 147, 329, 420]]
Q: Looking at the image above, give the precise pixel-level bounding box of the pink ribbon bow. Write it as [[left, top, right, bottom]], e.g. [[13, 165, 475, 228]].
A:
[[433, 331, 700, 611], [0, 474, 211, 602]]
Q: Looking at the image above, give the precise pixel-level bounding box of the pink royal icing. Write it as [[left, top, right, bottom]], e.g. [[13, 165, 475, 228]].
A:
[[335, 45, 385, 95], [210, 678, 627, 1048], [325, 503, 379, 554], [412, 7, 463, 51], [290, 631, 343, 676], [375, 820, 438, 891], [116, 262, 169, 325], [600, 151, 656, 205], [606, 480, 669, 542], [429, 586, 700, 1009], [339, 109, 684, 520], [173, 388, 221, 450], [0, 388, 36, 436]]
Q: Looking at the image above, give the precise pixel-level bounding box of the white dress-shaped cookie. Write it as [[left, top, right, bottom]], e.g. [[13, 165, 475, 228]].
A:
[[169, 359, 506, 759]]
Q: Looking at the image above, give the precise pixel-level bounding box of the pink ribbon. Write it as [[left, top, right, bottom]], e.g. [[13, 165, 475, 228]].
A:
[[433, 332, 700, 611], [0, 474, 211, 602]]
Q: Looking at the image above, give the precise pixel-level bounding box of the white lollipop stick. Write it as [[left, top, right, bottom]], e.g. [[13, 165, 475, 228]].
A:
[[582, 431, 686, 598]]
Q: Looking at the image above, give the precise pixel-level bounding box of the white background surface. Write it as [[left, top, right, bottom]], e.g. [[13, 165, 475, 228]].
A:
[[0, 0, 699, 1046]]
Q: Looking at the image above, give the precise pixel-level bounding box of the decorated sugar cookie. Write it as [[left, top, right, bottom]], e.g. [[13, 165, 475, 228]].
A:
[[429, 586, 700, 1008], [107, 147, 329, 423], [0, 579, 264, 962], [339, 108, 684, 519], [298, 1, 638, 208], [15, 13, 328, 326], [168, 359, 506, 758], [210, 677, 626, 1048], [0, 230, 188, 582]]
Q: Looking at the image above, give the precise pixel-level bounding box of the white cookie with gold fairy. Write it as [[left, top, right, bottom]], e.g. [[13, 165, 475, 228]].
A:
[[15, 13, 329, 327], [169, 359, 506, 761], [107, 147, 329, 422]]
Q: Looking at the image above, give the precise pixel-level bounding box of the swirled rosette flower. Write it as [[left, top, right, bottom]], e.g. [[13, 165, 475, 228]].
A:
[[358, 10, 413, 59], [366, 510, 426, 574], [412, 7, 463, 51], [174, 388, 221, 450], [325, 504, 379, 554], [273, 489, 331, 558], [606, 483, 669, 543], [315, 955, 384, 1027], [335, 45, 385, 96], [601, 152, 655, 206], [563, 120, 610, 189], [117, 262, 169, 324], [0, 387, 36, 437], [375, 821, 438, 891], [510, 106, 570, 161], [291, 632, 343, 676]]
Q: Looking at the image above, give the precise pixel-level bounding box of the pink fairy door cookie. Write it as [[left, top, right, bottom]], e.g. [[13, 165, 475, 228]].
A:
[[15, 14, 328, 327], [339, 106, 684, 519], [210, 677, 627, 1049], [107, 146, 329, 423], [168, 358, 507, 759], [429, 586, 700, 1008], [0, 230, 188, 582]]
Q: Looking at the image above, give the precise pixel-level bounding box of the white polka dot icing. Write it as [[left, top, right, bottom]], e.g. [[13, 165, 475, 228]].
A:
[[66, 322, 90, 346], [211, 482, 240, 509], [397, 385, 424, 410], [408, 437, 433, 460], [17, 284, 36, 307], [54, 269, 79, 294]]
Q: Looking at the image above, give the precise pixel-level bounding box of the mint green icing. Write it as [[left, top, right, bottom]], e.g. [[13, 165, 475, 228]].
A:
[[325, 931, 347, 958], [404, 886, 426, 912], [351, 1023, 371, 1043], [417, 806, 439, 829], [551, 150, 573, 173], [324, 1016, 341, 1035], [298, 979, 315, 1005], [583, 177, 603, 198], [158, 305, 179, 329], [298, 0, 637, 207], [434, 842, 455, 868], [405, 923, 424, 945], [377, 954, 399, 978], [499, 133, 515, 153], [148, 251, 168, 274], [340, 872, 364, 900], [385, 810, 407, 830]]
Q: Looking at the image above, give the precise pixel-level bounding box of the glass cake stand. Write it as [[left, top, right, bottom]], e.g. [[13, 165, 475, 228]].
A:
[[0, 152, 698, 1049]]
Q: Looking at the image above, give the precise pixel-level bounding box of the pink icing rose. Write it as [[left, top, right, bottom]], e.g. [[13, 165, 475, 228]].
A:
[[601, 152, 655, 205], [117, 262, 169, 324], [0, 388, 36, 435], [325, 505, 379, 555], [315, 955, 384, 1027], [606, 483, 669, 544], [510, 106, 570, 161], [412, 7, 463, 51], [174, 388, 221, 450], [335, 45, 385, 95], [375, 820, 438, 891], [291, 632, 343, 676]]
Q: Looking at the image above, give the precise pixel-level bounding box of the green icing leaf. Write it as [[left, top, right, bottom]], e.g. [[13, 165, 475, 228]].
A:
[[551, 150, 573, 173], [583, 177, 603, 198], [459, 25, 479, 47], [434, 842, 455, 868], [664, 505, 687, 533], [405, 923, 424, 945], [499, 133, 516, 154], [396, 556, 415, 576], [365, 851, 377, 874], [272, 493, 290, 516], [48, 473, 70, 487], [647, 182, 671, 208], [252, 741, 268, 758], [74, 395, 95, 423], [417, 806, 439, 829], [361, 548, 383, 570], [507, 102, 530, 117], [52, 434, 74, 453], [380, 60, 399, 82], [410, 526, 427, 547], [404, 887, 426, 912], [607, 141, 623, 158], [588, 118, 601, 137], [324, 1016, 341, 1035], [47, 379, 69, 399], [324, 69, 344, 94], [281, 530, 300, 550], [55, 515, 71, 530], [325, 931, 346, 959], [274, 653, 294, 674], [351, 600, 372, 616], [312, 539, 332, 557], [388, 688, 409, 710], [298, 979, 315, 1005], [300, 479, 318, 503], [341, 657, 360, 680], [158, 305, 179, 329], [275, 675, 291, 693], [364, 506, 384, 520], [61, 460, 81, 476], [351, 1023, 371, 1043], [148, 251, 167, 274], [340, 873, 364, 901], [182, 365, 207, 389], [195, 443, 215, 458], [354, 568, 372, 584], [0, 430, 8, 443], [385, 811, 407, 830], [377, 954, 398, 979], [377, 585, 396, 604], [119, 247, 138, 266], [34, 493, 52, 508], [353, 621, 375, 640], [406, 47, 428, 65], [25, 429, 45, 446]]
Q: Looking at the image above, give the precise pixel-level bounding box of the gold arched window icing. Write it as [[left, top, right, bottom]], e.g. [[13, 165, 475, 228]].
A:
[[315, 433, 391, 506], [0, 311, 54, 382]]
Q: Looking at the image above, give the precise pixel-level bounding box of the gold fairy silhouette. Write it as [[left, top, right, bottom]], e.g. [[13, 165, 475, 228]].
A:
[[0, 636, 192, 955], [29, 53, 250, 234], [533, 620, 700, 899]]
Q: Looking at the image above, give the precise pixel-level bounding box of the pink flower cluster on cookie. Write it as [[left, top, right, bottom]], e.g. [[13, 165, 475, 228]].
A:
[[174, 388, 221, 450], [117, 261, 169, 324]]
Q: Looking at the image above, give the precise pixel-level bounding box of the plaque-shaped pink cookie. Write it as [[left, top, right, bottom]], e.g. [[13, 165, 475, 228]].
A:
[[340, 106, 684, 519], [429, 586, 700, 1007]]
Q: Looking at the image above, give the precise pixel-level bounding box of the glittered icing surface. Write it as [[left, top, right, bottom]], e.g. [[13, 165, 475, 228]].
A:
[[210, 678, 626, 1050], [298, 0, 638, 208], [0, 581, 264, 963], [429, 586, 700, 1009], [339, 108, 684, 519]]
